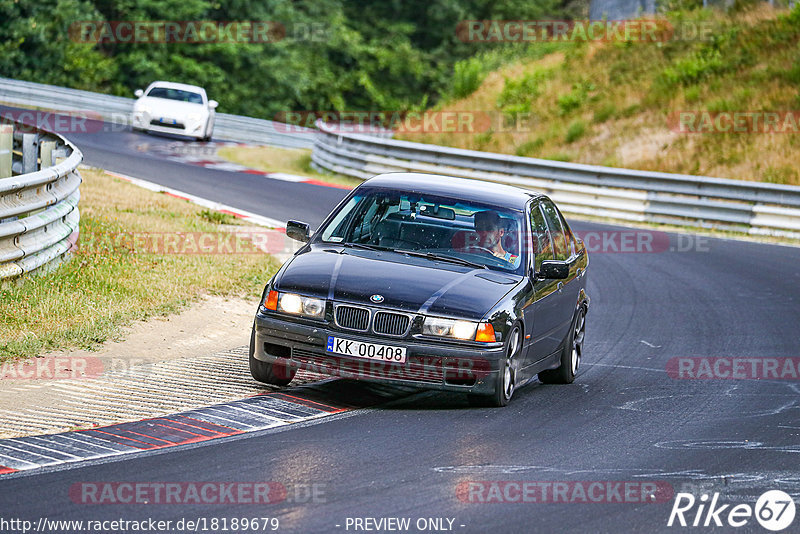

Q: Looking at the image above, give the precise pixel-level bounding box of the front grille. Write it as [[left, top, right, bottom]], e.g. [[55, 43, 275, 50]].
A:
[[372, 311, 410, 336], [150, 120, 185, 129], [335, 305, 370, 331]]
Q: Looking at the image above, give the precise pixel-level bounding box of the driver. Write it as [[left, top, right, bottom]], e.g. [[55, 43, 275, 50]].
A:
[[474, 210, 518, 264]]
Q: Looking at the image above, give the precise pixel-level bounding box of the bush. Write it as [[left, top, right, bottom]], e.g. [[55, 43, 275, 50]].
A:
[[515, 138, 544, 156], [497, 69, 550, 118], [763, 166, 797, 184], [661, 49, 726, 86], [557, 82, 595, 115], [451, 57, 486, 100], [593, 102, 616, 123], [198, 209, 235, 224], [565, 120, 586, 143]]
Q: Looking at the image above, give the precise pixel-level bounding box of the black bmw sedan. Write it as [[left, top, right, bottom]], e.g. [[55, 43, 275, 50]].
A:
[[250, 173, 589, 406]]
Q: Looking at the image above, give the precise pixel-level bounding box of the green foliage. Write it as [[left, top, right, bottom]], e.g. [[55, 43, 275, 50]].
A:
[[515, 138, 544, 156], [497, 69, 551, 118], [0, 0, 580, 119], [783, 55, 800, 84], [451, 57, 486, 100], [661, 49, 726, 86], [565, 120, 586, 143], [0, 0, 118, 92], [684, 86, 701, 103], [198, 209, 235, 224], [592, 102, 616, 123], [763, 166, 797, 184], [557, 82, 594, 115]]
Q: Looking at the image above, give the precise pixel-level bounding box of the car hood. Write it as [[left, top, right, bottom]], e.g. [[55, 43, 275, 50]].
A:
[[275, 248, 521, 320], [135, 97, 207, 117]]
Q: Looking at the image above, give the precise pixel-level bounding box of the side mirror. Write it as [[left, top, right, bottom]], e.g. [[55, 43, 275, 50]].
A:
[[208, 100, 219, 109], [537, 260, 569, 280], [286, 220, 310, 243], [134, 89, 144, 98]]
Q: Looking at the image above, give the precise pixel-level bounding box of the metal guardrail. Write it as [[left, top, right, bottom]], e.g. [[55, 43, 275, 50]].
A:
[[0, 77, 315, 150], [0, 120, 82, 281], [311, 121, 800, 238]]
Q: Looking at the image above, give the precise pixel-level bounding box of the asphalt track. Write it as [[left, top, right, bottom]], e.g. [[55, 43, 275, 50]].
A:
[[1, 112, 799, 533]]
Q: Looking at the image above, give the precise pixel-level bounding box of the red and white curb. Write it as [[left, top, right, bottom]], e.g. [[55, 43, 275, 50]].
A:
[[102, 170, 287, 229], [0, 381, 413, 476], [142, 140, 351, 190]]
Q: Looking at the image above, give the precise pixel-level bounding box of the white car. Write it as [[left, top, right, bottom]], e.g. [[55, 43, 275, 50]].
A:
[[131, 81, 217, 141]]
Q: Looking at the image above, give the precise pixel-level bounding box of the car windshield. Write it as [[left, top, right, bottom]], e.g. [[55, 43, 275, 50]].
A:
[[146, 87, 204, 104], [319, 187, 526, 273]]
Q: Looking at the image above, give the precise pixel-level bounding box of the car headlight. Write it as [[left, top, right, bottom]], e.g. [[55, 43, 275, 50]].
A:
[[423, 317, 478, 340], [263, 290, 325, 319]]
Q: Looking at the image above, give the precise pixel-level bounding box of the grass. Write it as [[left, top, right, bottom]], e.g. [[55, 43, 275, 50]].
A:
[[565, 120, 587, 143], [396, 4, 800, 185], [0, 168, 280, 362], [198, 209, 238, 225], [216, 145, 361, 188]]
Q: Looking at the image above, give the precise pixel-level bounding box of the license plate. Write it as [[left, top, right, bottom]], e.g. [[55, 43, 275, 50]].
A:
[[326, 336, 406, 363]]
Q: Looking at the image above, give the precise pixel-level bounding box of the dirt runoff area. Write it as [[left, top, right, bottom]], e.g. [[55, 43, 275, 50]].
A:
[[0, 295, 262, 435]]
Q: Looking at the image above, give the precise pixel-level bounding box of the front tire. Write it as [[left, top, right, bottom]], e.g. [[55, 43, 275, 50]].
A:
[[538, 307, 585, 384], [249, 327, 296, 386], [468, 324, 521, 407]]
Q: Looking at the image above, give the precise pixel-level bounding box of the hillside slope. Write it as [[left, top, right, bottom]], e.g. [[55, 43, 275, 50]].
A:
[[400, 4, 800, 185]]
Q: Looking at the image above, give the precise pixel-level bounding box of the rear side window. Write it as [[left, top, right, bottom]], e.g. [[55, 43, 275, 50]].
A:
[[530, 202, 553, 271], [540, 200, 569, 261]]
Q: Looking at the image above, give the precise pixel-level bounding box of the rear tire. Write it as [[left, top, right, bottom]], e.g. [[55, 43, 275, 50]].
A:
[[468, 324, 521, 407], [249, 327, 296, 386], [538, 307, 585, 384]]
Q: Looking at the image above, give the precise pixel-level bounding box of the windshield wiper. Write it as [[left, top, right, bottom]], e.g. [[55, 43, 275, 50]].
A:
[[342, 243, 487, 269], [397, 250, 487, 270], [341, 242, 394, 252]]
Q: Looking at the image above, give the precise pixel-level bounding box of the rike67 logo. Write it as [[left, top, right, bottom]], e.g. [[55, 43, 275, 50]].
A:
[[668, 490, 796, 531]]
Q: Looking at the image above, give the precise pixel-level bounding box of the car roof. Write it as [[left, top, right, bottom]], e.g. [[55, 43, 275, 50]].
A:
[[146, 81, 206, 94], [361, 172, 542, 210]]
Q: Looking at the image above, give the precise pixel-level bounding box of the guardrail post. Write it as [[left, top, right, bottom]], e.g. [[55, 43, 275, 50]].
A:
[[22, 134, 38, 174], [40, 140, 56, 169], [0, 124, 11, 178]]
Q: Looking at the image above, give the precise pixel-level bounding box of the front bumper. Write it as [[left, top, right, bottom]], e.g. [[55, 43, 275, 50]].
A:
[[131, 113, 206, 139], [253, 312, 505, 394]]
